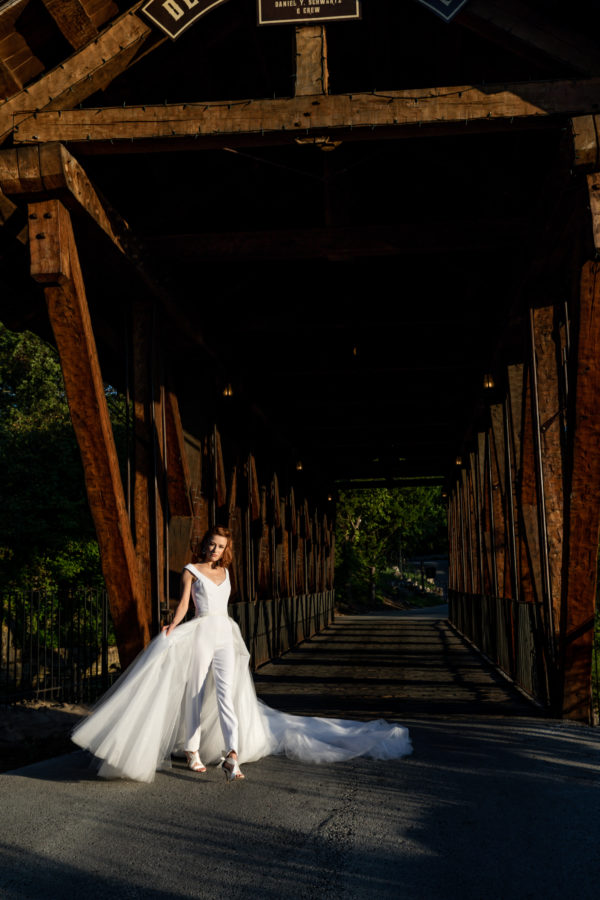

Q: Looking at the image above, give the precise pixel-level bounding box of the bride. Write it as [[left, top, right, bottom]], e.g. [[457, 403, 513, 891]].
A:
[[71, 526, 412, 782]]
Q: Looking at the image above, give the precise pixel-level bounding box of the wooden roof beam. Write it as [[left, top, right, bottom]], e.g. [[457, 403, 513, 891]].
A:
[[0, 142, 124, 250], [13, 77, 600, 147], [333, 478, 445, 490], [40, 0, 98, 50], [0, 2, 152, 145], [144, 218, 530, 261]]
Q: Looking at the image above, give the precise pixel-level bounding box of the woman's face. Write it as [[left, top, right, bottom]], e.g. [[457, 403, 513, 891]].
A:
[[205, 534, 227, 563]]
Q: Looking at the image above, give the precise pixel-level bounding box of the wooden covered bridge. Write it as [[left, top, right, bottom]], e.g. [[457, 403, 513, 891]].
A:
[[1, 0, 599, 723]]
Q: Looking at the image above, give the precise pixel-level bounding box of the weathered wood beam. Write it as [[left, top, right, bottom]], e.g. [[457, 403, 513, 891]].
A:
[[489, 404, 507, 598], [531, 304, 565, 639], [28, 198, 150, 666], [12, 78, 600, 146], [458, 0, 600, 76], [0, 1, 45, 101], [164, 390, 193, 517], [144, 218, 530, 261], [0, 143, 124, 251], [561, 261, 600, 721], [0, 3, 151, 145], [572, 115, 600, 170], [585, 173, 600, 254], [0, 56, 22, 99], [41, 0, 98, 49], [131, 296, 155, 627], [295, 25, 328, 97], [0, 184, 27, 241]]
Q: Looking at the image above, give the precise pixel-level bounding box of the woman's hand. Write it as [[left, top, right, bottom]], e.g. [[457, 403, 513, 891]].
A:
[[162, 623, 175, 637]]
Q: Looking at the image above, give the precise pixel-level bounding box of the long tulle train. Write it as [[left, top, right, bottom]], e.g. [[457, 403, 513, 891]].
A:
[[72, 616, 412, 782]]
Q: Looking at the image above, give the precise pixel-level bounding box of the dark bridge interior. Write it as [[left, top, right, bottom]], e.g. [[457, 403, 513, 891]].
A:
[[1, 0, 591, 495], [1, 0, 599, 720]]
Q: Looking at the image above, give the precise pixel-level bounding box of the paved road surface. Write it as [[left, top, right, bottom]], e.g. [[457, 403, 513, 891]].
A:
[[1, 612, 599, 899]]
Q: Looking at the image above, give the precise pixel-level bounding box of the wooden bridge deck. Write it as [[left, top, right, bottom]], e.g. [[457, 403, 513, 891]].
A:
[[255, 609, 542, 721]]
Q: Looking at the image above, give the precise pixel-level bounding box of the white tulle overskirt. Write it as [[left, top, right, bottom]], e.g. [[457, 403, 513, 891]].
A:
[[71, 616, 412, 782]]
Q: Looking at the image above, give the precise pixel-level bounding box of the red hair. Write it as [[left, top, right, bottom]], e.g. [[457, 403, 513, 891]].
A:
[[196, 526, 233, 569]]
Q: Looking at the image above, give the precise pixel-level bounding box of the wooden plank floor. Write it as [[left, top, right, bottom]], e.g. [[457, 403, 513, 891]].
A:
[[254, 610, 543, 720]]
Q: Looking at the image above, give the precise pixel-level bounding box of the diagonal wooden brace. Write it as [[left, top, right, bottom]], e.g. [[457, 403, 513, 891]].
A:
[[28, 198, 151, 667]]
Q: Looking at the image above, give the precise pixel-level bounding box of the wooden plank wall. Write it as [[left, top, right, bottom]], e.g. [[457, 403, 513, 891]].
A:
[[174, 429, 335, 605], [449, 119, 600, 723], [166, 424, 336, 669], [448, 289, 599, 721]]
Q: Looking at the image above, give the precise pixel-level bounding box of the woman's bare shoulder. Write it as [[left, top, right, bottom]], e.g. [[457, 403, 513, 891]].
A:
[[182, 563, 198, 581]]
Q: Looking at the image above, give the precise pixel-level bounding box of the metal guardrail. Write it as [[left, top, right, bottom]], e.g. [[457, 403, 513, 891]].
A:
[[0, 588, 116, 704], [230, 590, 336, 669], [1, 588, 336, 703], [449, 590, 550, 707]]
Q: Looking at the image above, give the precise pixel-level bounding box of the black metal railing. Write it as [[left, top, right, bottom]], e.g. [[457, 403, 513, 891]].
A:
[[449, 590, 550, 708], [1, 588, 119, 703], [230, 590, 336, 669]]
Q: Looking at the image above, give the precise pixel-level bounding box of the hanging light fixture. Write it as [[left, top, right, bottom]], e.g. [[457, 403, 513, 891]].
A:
[[296, 460, 303, 471], [222, 383, 233, 397], [483, 373, 495, 390], [455, 455, 462, 466]]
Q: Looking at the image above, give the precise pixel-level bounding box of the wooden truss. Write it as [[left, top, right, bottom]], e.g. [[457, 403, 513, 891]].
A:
[[0, 11, 599, 716]]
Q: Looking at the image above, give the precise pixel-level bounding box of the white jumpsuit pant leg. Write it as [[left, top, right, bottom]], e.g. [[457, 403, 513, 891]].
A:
[[183, 619, 239, 754]]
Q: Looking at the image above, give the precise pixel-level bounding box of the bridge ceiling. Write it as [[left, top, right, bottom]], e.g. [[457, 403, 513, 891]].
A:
[[0, 0, 598, 494]]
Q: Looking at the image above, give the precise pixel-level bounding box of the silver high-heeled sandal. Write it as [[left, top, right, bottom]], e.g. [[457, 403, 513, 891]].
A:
[[219, 751, 245, 781], [185, 750, 206, 773]]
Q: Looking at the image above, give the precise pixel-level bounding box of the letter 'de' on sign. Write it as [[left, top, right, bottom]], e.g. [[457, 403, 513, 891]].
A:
[[141, 0, 231, 40]]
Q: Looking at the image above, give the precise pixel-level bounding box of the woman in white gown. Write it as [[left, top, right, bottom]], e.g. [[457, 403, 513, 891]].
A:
[[71, 527, 412, 783]]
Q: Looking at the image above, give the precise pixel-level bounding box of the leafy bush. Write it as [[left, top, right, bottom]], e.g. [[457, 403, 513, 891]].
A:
[[0, 323, 103, 592]]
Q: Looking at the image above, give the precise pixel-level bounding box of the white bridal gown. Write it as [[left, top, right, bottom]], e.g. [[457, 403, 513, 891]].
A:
[[71, 565, 412, 782]]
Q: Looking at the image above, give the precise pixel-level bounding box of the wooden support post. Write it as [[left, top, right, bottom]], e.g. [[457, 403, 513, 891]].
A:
[[489, 406, 507, 597], [503, 392, 520, 603], [561, 262, 600, 720], [484, 431, 498, 597], [295, 26, 328, 97], [508, 362, 541, 605], [164, 391, 193, 517], [28, 199, 150, 666], [531, 305, 565, 641], [131, 298, 156, 627]]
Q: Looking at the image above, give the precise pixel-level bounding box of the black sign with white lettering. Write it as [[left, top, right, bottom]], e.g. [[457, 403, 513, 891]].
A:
[[141, 0, 230, 40], [413, 0, 469, 22], [258, 0, 361, 26]]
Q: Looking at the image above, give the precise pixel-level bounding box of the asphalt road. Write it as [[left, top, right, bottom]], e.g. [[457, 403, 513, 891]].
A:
[[1, 612, 599, 900]]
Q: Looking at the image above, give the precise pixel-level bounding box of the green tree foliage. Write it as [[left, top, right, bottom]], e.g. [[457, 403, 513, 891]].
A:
[[0, 323, 103, 590], [335, 487, 447, 606]]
